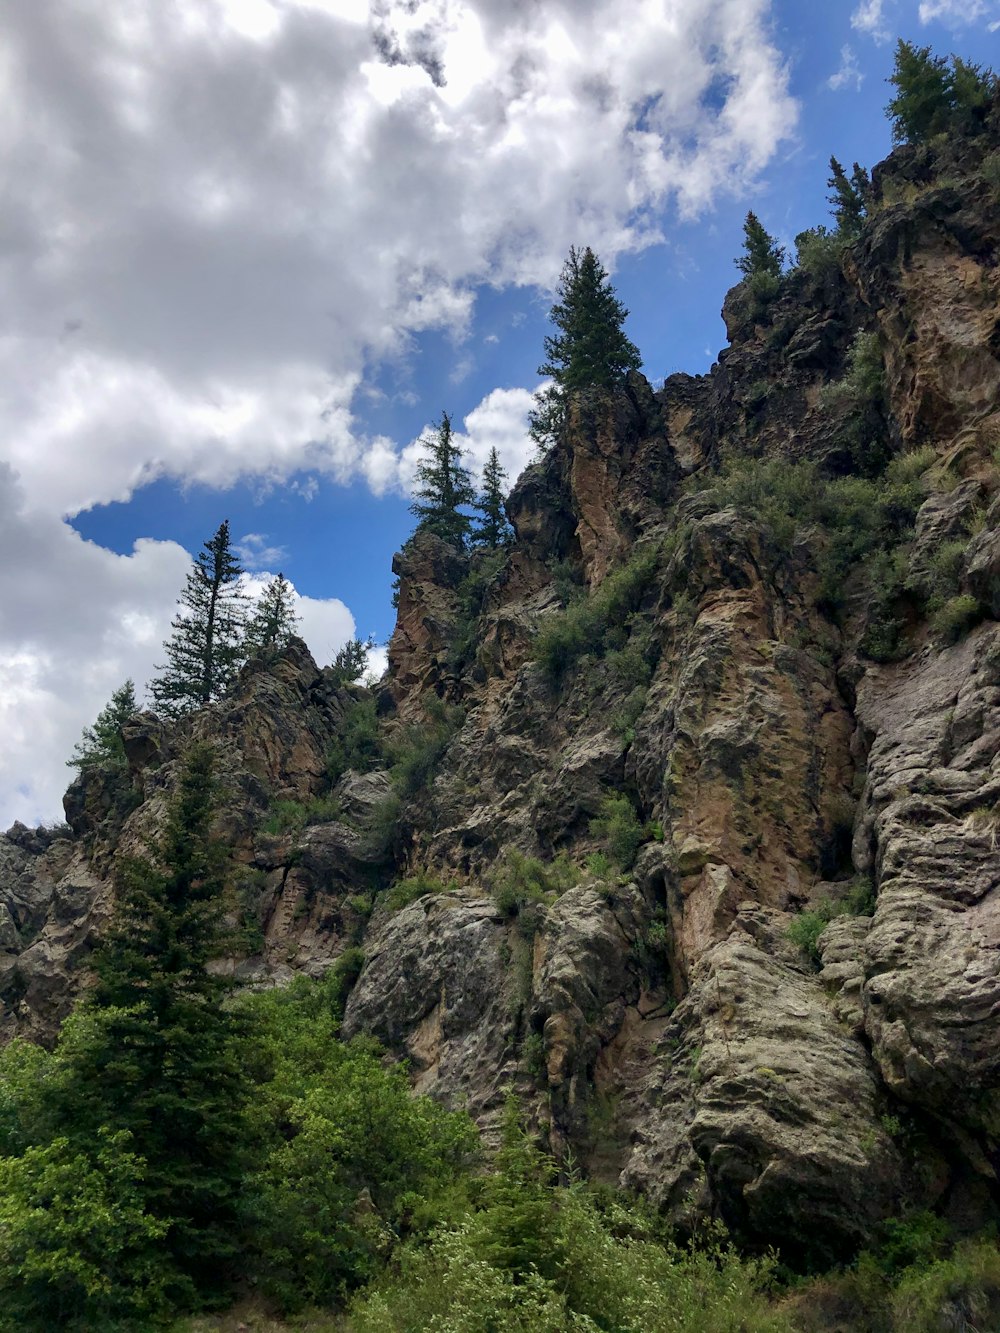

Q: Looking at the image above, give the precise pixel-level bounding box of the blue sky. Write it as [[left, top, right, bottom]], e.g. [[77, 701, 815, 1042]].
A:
[[2, 0, 998, 825]]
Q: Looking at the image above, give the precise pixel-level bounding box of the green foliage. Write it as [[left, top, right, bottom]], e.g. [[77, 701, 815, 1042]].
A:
[[886, 40, 996, 144], [329, 637, 377, 686], [346, 1107, 792, 1332], [490, 850, 578, 918], [66, 679, 137, 773], [0, 1130, 171, 1331], [827, 157, 869, 236], [241, 984, 478, 1312], [736, 211, 785, 279], [326, 696, 383, 784], [786, 878, 876, 967], [383, 870, 456, 912], [244, 573, 300, 662], [409, 413, 476, 551], [891, 1238, 1000, 1331], [793, 226, 844, 283], [448, 547, 508, 669], [261, 794, 342, 836], [589, 793, 646, 871], [386, 697, 464, 798], [529, 246, 642, 449], [472, 446, 513, 548], [819, 330, 890, 475], [149, 520, 247, 717], [930, 593, 980, 644], [533, 543, 660, 684]]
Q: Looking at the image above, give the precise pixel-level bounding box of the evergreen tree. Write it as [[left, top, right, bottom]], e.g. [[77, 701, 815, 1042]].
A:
[[528, 246, 642, 450], [67, 680, 137, 772], [735, 211, 785, 279], [472, 447, 513, 548], [410, 412, 476, 550], [47, 742, 248, 1303], [827, 157, 869, 237], [886, 42, 996, 143], [149, 520, 246, 717], [329, 635, 377, 685], [244, 572, 300, 661]]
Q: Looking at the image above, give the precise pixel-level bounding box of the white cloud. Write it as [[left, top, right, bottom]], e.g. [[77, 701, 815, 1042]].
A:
[[851, 0, 891, 41], [919, 0, 999, 23], [828, 45, 864, 92], [236, 532, 289, 570], [1, 0, 797, 518]]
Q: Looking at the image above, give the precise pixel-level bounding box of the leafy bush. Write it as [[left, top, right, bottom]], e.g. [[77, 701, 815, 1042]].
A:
[[930, 593, 980, 645], [534, 545, 660, 684], [794, 226, 845, 282], [786, 878, 876, 967], [819, 331, 889, 475], [383, 870, 456, 912], [386, 697, 464, 798], [261, 794, 342, 836], [327, 697, 383, 784], [891, 1239, 1000, 1332], [589, 793, 646, 871], [490, 850, 578, 918]]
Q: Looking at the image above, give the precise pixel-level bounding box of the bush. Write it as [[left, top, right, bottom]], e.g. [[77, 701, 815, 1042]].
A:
[[891, 1239, 1000, 1332], [387, 697, 464, 798], [589, 793, 646, 871], [534, 545, 660, 684], [490, 851, 578, 918], [383, 870, 456, 912], [786, 878, 875, 967], [794, 226, 845, 282], [327, 697, 383, 784], [930, 593, 980, 645], [819, 331, 889, 475], [261, 794, 342, 836]]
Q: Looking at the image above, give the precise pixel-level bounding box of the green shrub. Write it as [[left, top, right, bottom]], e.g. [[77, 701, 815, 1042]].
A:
[[787, 878, 876, 967], [387, 697, 464, 798], [261, 794, 342, 836], [490, 851, 577, 918], [892, 1239, 1000, 1332], [794, 225, 845, 282], [589, 793, 645, 871], [930, 593, 980, 644], [383, 870, 456, 912], [327, 697, 383, 784], [534, 545, 660, 684]]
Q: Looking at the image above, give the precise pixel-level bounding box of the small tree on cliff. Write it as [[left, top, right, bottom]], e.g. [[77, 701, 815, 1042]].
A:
[[244, 572, 300, 661], [827, 157, 869, 237], [67, 680, 137, 772], [886, 41, 996, 143], [472, 447, 513, 548], [149, 521, 246, 717], [528, 246, 642, 450], [410, 412, 476, 551], [735, 211, 785, 279]]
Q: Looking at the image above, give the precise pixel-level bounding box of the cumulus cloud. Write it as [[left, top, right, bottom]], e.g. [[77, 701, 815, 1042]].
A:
[[1, 0, 796, 518], [828, 45, 864, 92], [0, 466, 360, 828], [851, 0, 891, 41], [918, 0, 999, 23]]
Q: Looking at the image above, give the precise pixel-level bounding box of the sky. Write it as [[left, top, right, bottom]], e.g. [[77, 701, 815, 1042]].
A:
[[2, 0, 998, 828]]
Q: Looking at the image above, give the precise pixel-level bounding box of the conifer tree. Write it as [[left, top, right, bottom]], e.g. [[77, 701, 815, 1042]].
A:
[[528, 246, 642, 449], [827, 157, 869, 237], [67, 680, 137, 772], [886, 40, 952, 144], [244, 572, 300, 661], [47, 742, 248, 1303], [410, 412, 476, 550], [472, 447, 513, 548], [149, 520, 246, 717], [735, 211, 785, 279], [329, 635, 377, 685]]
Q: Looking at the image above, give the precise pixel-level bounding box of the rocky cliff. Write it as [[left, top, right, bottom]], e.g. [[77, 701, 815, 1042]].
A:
[[4, 115, 1000, 1267]]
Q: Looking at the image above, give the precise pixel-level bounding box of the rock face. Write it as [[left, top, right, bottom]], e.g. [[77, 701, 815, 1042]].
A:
[[5, 112, 1000, 1260]]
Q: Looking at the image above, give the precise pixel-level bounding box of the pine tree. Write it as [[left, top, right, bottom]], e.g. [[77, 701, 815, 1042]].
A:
[[886, 42, 996, 144], [48, 742, 248, 1302], [735, 211, 785, 279], [149, 520, 246, 717], [528, 246, 642, 450], [244, 572, 300, 661], [67, 680, 137, 772], [827, 157, 869, 237], [329, 635, 376, 685], [472, 447, 513, 548], [410, 412, 476, 550]]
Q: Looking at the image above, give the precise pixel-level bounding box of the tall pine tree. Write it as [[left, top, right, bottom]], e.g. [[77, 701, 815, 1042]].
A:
[[473, 447, 513, 548], [735, 212, 785, 278], [410, 412, 476, 550], [47, 742, 248, 1305], [827, 157, 869, 237], [244, 572, 300, 662], [528, 246, 641, 449], [149, 521, 246, 717]]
